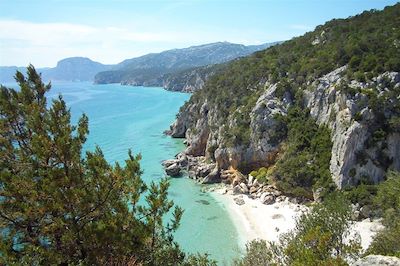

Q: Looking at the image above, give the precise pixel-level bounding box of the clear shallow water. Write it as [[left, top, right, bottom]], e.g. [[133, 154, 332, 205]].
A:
[[2, 81, 239, 264]]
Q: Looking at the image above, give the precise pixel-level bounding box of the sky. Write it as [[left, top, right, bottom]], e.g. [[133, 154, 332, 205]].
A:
[[0, 0, 398, 67]]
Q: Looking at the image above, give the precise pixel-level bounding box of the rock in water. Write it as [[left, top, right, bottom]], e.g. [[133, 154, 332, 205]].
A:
[[351, 255, 400, 266], [165, 163, 181, 177]]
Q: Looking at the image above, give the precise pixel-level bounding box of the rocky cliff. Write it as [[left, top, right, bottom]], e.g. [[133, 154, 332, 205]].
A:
[[162, 64, 223, 93], [168, 68, 400, 188], [165, 4, 400, 194], [304, 67, 400, 188]]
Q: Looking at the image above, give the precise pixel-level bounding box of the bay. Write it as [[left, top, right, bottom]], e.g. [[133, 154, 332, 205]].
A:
[[3, 81, 240, 264]]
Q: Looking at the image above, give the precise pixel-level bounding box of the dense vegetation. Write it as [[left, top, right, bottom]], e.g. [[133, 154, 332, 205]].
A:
[[189, 3, 399, 143], [183, 4, 400, 197], [367, 171, 400, 257], [249, 102, 334, 199], [0, 66, 215, 265], [273, 105, 333, 199], [193, 4, 399, 119], [234, 194, 361, 265]]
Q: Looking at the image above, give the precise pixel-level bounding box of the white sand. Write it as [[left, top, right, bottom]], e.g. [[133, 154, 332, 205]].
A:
[[210, 186, 383, 251], [351, 218, 384, 250], [210, 187, 303, 247]]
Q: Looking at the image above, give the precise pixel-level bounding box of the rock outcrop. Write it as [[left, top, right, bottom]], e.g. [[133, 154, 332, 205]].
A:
[[162, 65, 220, 93], [351, 255, 400, 266], [166, 81, 292, 181], [166, 66, 400, 189], [304, 67, 400, 187]]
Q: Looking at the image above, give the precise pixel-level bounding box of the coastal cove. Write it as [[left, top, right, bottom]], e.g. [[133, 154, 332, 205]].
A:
[[2, 81, 240, 264]]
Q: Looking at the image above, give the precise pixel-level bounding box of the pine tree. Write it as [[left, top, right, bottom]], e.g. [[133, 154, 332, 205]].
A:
[[0, 65, 212, 265]]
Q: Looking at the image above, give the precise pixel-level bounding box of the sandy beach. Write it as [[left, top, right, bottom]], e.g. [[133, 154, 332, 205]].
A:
[[210, 185, 383, 251]]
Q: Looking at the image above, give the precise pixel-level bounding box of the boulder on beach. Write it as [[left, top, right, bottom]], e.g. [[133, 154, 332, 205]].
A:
[[234, 196, 245, 205], [239, 182, 249, 194], [263, 195, 275, 205]]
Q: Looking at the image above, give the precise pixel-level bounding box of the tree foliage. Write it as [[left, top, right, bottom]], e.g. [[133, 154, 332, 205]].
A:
[[183, 3, 400, 182], [367, 171, 400, 257], [234, 194, 361, 266], [0, 66, 215, 265], [273, 106, 333, 199]]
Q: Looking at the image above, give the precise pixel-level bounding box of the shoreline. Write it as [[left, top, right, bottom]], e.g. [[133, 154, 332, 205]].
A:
[[209, 184, 304, 248], [207, 184, 383, 252]]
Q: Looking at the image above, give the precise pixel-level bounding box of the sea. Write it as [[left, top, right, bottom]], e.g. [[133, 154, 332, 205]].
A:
[[2, 81, 240, 264]]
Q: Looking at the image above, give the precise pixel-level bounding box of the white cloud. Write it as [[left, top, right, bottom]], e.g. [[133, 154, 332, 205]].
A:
[[0, 19, 199, 67], [0, 19, 284, 67]]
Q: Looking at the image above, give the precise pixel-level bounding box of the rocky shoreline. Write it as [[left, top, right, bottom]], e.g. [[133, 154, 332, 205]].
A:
[[163, 152, 311, 207], [162, 151, 377, 223]]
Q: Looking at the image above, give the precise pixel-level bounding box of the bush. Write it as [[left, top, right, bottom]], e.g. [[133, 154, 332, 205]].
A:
[[274, 106, 333, 199], [344, 184, 378, 206], [234, 193, 361, 265], [250, 167, 269, 183], [367, 171, 400, 257]]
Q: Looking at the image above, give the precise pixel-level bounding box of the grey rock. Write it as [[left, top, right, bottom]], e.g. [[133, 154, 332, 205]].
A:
[[249, 186, 258, 194], [239, 183, 249, 194], [202, 167, 220, 184], [248, 175, 254, 187], [262, 195, 275, 205], [352, 210, 361, 221], [313, 187, 324, 203], [233, 185, 242, 195], [305, 67, 400, 187], [276, 196, 287, 203], [289, 197, 298, 204], [234, 197, 245, 205], [360, 205, 372, 219], [272, 190, 282, 197], [162, 159, 178, 168], [351, 255, 400, 266], [165, 163, 181, 177]]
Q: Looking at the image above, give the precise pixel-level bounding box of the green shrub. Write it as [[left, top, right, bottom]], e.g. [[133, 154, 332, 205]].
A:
[[234, 193, 361, 265], [274, 106, 333, 199], [367, 171, 400, 257], [250, 167, 269, 183], [344, 184, 378, 206]]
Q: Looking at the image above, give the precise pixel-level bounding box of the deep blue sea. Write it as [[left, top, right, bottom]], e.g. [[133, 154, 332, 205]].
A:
[[2, 81, 239, 264]]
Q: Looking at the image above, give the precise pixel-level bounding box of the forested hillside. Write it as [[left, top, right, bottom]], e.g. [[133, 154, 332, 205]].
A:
[[168, 3, 400, 197]]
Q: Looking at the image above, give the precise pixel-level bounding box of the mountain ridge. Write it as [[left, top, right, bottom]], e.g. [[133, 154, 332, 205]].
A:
[[0, 57, 112, 83], [94, 41, 280, 88]]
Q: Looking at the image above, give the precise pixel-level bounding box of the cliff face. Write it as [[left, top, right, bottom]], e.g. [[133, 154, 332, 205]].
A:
[[167, 4, 400, 190], [169, 67, 400, 188], [304, 68, 400, 188], [162, 65, 222, 93]]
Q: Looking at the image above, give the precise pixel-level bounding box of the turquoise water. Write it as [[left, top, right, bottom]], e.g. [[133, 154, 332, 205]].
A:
[[4, 81, 239, 264]]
